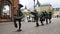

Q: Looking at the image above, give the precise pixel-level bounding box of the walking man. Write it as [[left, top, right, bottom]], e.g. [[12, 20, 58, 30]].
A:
[[31, 10, 39, 27], [14, 4, 23, 31], [48, 12, 52, 23], [44, 11, 48, 24], [40, 12, 45, 26]]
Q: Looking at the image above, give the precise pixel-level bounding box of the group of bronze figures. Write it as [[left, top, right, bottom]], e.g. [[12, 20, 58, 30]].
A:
[[13, 4, 52, 31], [31, 10, 52, 26]]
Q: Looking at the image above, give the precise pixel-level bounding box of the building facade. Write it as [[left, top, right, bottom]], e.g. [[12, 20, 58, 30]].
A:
[[36, 4, 53, 12], [35, 0, 53, 12], [0, 0, 19, 22], [53, 8, 60, 17]]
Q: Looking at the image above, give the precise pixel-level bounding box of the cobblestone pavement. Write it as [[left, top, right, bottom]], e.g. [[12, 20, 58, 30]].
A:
[[0, 18, 60, 34]]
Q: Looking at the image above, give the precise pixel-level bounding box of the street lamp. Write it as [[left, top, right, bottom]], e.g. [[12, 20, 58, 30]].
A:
[[33, 0, 35, 11]]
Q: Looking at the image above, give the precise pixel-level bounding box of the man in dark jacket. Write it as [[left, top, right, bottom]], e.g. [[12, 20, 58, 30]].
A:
[[40, 12, 45, 26], [14, 4, 23, 31], [31, 10, 39, 27], [48, 12, 52, 23], [44, 11, 48, 24]]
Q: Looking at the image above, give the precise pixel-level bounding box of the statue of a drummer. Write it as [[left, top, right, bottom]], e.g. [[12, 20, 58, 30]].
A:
[[14, 4, 23, 31]]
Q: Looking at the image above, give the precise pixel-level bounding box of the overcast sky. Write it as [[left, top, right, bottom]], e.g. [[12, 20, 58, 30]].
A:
[[19, 0, 60, 9]]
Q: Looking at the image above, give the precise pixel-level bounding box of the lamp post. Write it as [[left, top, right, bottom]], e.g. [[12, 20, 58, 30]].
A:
[[33, 0, 35, 11]]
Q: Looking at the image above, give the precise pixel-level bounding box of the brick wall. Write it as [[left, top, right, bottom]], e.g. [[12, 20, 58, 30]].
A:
[[0, 0, 19, 21]]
